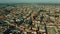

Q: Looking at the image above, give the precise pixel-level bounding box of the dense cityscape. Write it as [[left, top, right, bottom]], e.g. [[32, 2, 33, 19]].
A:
[[0, 4, 60, 34]]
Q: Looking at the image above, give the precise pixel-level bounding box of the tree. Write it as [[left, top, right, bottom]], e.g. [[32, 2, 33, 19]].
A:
[[4, 9, 10, 15]]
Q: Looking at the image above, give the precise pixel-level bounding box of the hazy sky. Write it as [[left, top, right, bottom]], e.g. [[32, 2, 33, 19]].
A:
[[0, 0, 60, 3]]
